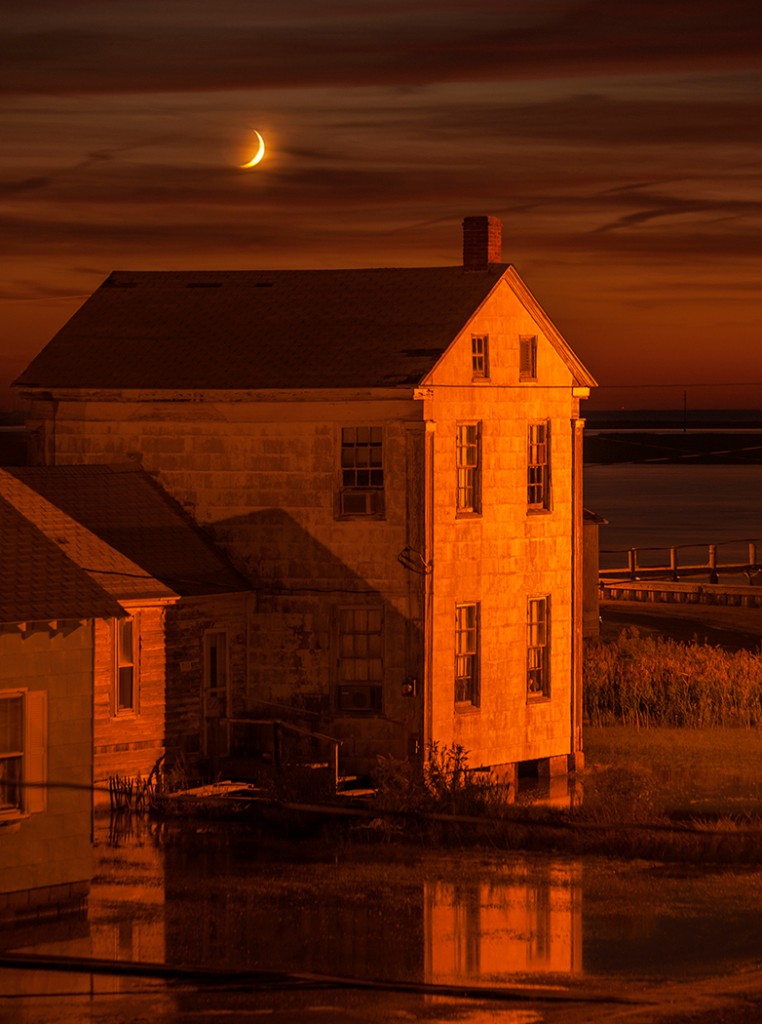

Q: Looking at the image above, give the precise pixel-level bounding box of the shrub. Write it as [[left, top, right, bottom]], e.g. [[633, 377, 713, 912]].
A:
[[372, 742, 511, 819]]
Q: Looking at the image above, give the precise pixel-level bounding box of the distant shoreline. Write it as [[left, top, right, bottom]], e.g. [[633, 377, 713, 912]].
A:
[[585, 430, 762, 464]]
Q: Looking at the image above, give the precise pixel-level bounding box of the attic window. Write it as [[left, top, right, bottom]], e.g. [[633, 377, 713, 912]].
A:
[[471, 335, 489, 379], [187, 282, 222, 289], [520, 335, 538, 381]]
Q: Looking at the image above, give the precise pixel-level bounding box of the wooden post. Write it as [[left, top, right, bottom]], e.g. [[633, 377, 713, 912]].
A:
[[709, 544, 718, 584], [669, 547, 679, 581], [750, 542, 757, 568], [273, 721, 282, 770], [628, 548, 638, 580]]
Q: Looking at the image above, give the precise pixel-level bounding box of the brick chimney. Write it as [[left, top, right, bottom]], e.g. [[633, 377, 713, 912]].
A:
[[462, 215, 502, 270]]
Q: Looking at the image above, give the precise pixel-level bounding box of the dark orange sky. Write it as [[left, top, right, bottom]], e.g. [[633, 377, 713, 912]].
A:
[[2, 0, 760, 411]]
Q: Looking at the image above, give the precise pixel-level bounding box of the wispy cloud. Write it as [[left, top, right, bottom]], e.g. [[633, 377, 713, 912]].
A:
[[3, 0, 760, 97], [1, 0, 761, 406]]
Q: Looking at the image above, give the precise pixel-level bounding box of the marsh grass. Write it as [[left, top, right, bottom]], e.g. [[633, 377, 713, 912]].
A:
[[584, 627, 762, 727]]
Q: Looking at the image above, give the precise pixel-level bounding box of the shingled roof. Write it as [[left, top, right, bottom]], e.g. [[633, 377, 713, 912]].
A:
[[0, 496, 125, 624], [15, 266, 516, 391], [0, 469, 174, 622], [8, 464, 249, 597]]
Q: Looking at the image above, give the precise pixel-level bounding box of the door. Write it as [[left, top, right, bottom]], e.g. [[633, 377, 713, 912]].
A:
[[202, 631, 230, 762]]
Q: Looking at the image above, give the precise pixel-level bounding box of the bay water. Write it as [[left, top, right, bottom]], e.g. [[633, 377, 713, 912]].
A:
[[584, 463, 762, 574]]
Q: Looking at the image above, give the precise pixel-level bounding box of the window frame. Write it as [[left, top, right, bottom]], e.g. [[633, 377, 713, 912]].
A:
[[519, 335, 538, 381], [471, 334, 490, 380], [455, 602, 480, 708], [0, 691, 24, 818], [335, 606, 384, 715], [527, 420, 551, 512], [0, 688, 46, 820], [527, 596, 550, 700], [456, 421, 482, 516], [338, 426, 385, 518], [114, 615, 139, 716]]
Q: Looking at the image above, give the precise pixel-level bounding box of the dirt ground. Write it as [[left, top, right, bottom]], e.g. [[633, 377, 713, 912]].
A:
[[599, 600, 762, 651], [538, 968, 762, 1024], [11, 970, 762, 1024]]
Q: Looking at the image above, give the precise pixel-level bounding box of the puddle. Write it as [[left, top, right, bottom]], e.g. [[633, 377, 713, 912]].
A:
[[4, 819, 762, 1000]]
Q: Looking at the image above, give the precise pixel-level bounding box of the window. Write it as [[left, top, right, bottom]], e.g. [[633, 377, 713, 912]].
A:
[[340, 427, 384, 516], [455, 603, 480, 707], [519, 335, 537, 381], [0, 689, 46, 818], [0, 694, 23, 815], [115, 616, 138, 713], [456, 423, 481, 514], [336, 607, 383, 713], [527, 597, 550, 698], [527, 421, 550, 510], [471, 335, 489, 379]]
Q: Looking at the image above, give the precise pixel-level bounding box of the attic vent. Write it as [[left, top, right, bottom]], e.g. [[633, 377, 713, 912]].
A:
[[187, 282, 222, 289], [104, 279, 137, 288], [253, 282, 274, 288]]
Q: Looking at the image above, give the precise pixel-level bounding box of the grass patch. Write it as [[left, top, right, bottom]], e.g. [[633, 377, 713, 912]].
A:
[[583, 724, 762, 821]]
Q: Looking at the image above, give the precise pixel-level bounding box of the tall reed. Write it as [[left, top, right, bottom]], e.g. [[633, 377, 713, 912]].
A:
[[584, 628, 762, 727]]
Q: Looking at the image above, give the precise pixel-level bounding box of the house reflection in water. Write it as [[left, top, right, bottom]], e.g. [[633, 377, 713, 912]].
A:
[[0, 819, 167, 1001], [425, 863, 582, 983]]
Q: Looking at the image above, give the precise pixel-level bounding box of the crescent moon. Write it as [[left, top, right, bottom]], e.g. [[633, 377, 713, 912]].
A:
[[241, 130, 265, 168]]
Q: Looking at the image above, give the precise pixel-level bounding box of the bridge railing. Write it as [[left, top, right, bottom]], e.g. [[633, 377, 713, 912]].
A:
[[599, 540, 762, 584]]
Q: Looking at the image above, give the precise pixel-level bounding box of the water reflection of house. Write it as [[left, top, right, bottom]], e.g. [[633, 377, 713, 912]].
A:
[[0, 466, 249, 801], [14, 216, 596, 780], [425, 864, 582, 982]]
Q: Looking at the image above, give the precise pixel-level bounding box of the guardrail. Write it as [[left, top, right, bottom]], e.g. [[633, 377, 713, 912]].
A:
[[599, 541, 762, 584]]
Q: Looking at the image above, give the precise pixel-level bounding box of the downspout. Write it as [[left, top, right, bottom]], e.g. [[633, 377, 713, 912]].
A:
[[423, 420, 436, 755], [570, 416, 586, 770]]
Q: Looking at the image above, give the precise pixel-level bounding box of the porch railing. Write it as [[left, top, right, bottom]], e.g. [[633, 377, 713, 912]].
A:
[[227, 717, 341, 791]]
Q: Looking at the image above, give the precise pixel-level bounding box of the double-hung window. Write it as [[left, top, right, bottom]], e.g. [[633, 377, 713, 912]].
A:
[[527, 597, 550, 698], [456, 423, 481, 515], [340, 427, 384, 516], [519, 335, 538, 381], [336, 607, 383, 713], [1, 689, 46, 818], [115, 616, 138, 714], [527, 421, 550, 511], [455, 603, 480, 707], [471, 335, 489, 379]]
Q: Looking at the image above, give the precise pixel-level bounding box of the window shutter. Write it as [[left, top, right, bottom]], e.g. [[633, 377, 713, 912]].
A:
[[25, 690, 47, 814]]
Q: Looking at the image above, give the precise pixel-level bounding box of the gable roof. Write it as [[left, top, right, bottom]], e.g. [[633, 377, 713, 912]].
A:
[[0, 496, 125, 624], [7, 464, 249, 597], [15, 265, 594, 391]]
